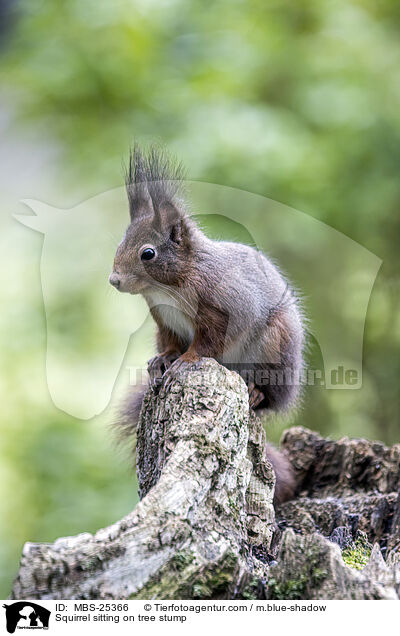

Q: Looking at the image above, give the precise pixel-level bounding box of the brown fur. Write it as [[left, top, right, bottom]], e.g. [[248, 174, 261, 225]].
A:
[[265, 444, 296, 505]]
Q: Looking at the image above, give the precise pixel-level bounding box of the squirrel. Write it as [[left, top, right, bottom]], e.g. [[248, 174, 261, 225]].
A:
[[109, 145, 305, 504]]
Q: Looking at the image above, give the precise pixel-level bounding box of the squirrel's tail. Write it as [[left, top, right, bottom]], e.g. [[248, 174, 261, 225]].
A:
[[265, 443, 296, 505], [113, 383, 148, 443]]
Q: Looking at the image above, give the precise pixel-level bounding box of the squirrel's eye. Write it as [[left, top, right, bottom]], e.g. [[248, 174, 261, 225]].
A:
[[141, 248, 156, 261]]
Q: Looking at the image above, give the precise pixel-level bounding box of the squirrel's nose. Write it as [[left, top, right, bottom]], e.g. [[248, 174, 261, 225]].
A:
[[109, 273, 121, 289]]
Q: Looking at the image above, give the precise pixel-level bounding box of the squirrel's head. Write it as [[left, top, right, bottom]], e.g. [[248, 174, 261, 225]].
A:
[[110, 145, 194, 294]]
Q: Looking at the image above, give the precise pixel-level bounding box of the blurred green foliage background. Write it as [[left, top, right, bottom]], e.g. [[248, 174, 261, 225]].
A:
[[0, 0, 399, 597]]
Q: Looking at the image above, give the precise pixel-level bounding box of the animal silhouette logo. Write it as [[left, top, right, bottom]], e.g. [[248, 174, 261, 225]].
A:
[[2, 602, 50, 633], [14, 183, 381, 418]]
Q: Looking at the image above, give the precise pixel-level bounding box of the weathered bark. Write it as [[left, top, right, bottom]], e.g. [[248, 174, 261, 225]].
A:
[[265, 529, 400, 600], [278, 427, 400, 549], [12, 359, 275, 600], [11, 362, 400, 600], [266, 427, 400, 600], [281, 426, 400, 497]]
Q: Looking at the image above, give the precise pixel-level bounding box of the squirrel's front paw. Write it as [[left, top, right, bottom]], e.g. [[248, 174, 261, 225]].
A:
[[248, 382, 265, 409], [162, 351, 200, 393], [162, 358, 187, 393], [147, 351, 180, 387]]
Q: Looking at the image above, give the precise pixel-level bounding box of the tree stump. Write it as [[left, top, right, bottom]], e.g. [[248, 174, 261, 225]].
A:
[[12, 359, 275, 599], [11, 360, 400, 600]]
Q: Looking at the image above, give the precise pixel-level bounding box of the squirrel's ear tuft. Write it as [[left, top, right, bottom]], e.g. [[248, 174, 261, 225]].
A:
[[169, 219, 183, 244], [124, 143, 186, 225], [129, 188, 155, 222], [125, 146, 155, 221]]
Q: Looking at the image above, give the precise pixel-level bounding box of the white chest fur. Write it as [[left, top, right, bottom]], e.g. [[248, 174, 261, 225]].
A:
[[144, 288, 195, 343]]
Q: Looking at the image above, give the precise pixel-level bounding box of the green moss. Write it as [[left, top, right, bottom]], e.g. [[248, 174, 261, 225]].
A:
[[170, 550, 195, 572], [130, 549, 196, 599], [191, 583, 211, 597], [190, 552, 238, 599], [268, 573, 309, 600], [241, 577, 261, 600], [267, 549, 328, 600], [130, 550, 238, 600], [228, 497, 240, 520], [342, 537, 372, 570], [195, 435, 230, 466]]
